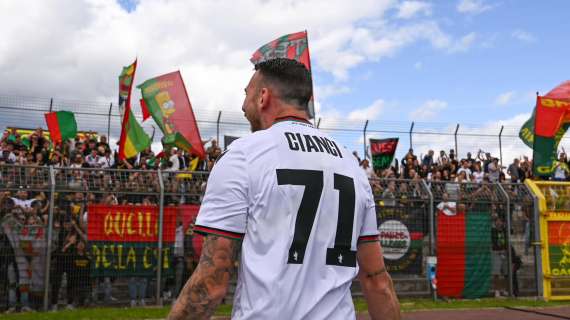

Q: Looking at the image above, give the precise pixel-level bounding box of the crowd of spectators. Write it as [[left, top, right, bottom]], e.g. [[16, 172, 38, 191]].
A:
[[357, 148, 537, 184], [0, 128, 560, 311], [0, 128, 224, 313], [0, 127, 223, 172]]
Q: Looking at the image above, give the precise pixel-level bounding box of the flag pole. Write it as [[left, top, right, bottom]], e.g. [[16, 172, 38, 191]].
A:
[[304, 29, 317, 122], [107, 103, 113, 140]]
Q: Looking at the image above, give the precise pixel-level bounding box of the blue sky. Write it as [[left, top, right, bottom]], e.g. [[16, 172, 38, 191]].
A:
[[1, 0, 569, 161], [312, 0, 567, 123]]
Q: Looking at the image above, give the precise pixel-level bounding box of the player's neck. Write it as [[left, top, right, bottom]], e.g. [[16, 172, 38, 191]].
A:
[[271, 108, 310, 126]]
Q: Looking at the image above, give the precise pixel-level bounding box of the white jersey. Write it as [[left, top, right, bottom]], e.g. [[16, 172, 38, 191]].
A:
[[195, 118, 379, 320]]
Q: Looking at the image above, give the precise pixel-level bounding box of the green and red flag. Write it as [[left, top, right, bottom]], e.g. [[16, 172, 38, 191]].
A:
[[518, 81, 570, 176], [369, 138, 398, 171], [44, 111, 77, 144], [118, 60, 151, 160], [519, 81, 570, 148], [137, 71, 206, 159], [118, 59, 137, 119], [533, 96, 570, 176], [250, 31, 315, 118], [437, 210, 492, 298]]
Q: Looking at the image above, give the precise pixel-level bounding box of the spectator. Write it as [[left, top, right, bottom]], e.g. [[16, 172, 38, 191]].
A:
[[456, 160, 472, 178], [437, 192, 456, 216], [97, 135, 111, 154], [491, 217, 508, 297], [168, 148, 180, 171], [98, 148, 114, 169], [437, 150, 448, 166], [507, 158, 521, 183], [488, 158, 500, 183], [206, 139, 221, 160], [85, 148, 101, 168], [553, 153, 569, 181], [472, 162, 484, 183], [422, 150, 434, 168], [381, 181, 397, 207], [68, 240, 91, 307], [360, 159, 377, 179]]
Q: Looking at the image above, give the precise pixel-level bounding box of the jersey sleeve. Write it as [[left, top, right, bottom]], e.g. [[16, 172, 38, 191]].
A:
[[194, 147, 248, 240], [358, 183, 380, 245]]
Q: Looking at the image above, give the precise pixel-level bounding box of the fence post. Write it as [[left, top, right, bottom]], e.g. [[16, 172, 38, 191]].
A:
[[216, 110, 222, 143], [363, 120, 369, 160], [316, 117, 321, 129], [409, 122, 415, 150], [454, 124, 460, 157], [496, 183, 513, 297], [107, 103, 113, 140], [156, 169, 165, 306], [49, 98, 53, 112], [499, 125, 504, 168], [43, 166, 56, 311], [530, 184, 544, 298], [421, 179, 436, 301]]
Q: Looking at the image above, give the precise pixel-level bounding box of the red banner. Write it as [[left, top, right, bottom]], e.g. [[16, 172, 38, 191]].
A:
[[87, 205, 176, 243], [535, 96, 570, 137]]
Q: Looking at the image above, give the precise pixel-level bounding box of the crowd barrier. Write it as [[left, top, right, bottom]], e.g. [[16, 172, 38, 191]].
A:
[[0, 165, 541, 312]]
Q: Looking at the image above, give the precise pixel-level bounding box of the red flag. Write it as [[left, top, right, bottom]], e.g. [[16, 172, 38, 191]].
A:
[[546, 80, 570, 100], [140, 99, 151, 121], [535, 96, 570, 137]]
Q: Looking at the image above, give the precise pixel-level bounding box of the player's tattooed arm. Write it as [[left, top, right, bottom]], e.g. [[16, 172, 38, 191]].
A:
[[168, 235, 240, 320], [357, 241, 401, 320]]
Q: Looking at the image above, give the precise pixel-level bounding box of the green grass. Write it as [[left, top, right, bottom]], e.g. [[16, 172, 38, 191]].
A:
[[2, 298, 570, 319]]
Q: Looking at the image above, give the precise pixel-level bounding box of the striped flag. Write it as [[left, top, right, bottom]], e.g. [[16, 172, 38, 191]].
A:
[[44, 111, 77, 144], [250, 31, 315, 118], [437, 209, 492, 298], [118, 60, 151, 160]]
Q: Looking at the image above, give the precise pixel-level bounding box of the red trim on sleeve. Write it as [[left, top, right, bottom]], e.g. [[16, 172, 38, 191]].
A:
[[194, 225, 244, 240], [358, 235, 379, 244]]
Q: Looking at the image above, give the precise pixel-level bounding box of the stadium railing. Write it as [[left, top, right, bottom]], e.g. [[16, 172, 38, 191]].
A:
[[0, 165, 541, 312]]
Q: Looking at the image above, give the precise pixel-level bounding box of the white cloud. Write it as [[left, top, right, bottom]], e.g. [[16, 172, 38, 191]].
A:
[[495, 91, 516, 106], [0, 0, 480, 118], [447, 32, 477, 53], [396, 1, 432, 19], [348, 99, 385, 121], [409, 99, 447, 120], [512, 30, 536, 43], [456, 0, 494, 14], [0, 0, 400, 105], [315, 84, 351, 100]]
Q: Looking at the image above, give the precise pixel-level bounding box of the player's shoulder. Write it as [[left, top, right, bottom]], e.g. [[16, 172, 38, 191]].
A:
[[219, 129, 278, 163], [225, 129, 275, 152]]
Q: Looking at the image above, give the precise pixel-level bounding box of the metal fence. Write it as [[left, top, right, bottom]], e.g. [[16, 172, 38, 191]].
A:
[[0, 164, 541, 313], [0, 94, 548, 166]]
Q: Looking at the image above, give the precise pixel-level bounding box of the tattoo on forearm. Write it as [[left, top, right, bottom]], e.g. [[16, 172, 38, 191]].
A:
[[367, 266, 386, 278], [168, 235, 240, 320]]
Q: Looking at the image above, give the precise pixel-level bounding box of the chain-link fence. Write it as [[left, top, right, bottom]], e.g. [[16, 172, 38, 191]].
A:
[[0, 165, 541, 313], [0, 94, 547, 165]]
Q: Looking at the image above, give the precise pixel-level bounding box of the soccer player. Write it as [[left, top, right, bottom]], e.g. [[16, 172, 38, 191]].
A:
[[168, 58, 400, 320]]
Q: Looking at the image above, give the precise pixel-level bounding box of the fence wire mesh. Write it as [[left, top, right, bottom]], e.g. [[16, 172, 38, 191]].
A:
[[0, 164, 542, 312]]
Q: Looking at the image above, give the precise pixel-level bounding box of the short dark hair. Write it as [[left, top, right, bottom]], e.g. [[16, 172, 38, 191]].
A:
[[254, 58, 312, 111]]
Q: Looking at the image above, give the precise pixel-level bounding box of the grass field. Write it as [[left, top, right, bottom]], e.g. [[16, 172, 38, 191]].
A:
[[3, 298, 570, 319]]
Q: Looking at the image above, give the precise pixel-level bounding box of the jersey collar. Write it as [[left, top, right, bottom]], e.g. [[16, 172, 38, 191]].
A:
[[273, 115, 313, 126]]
